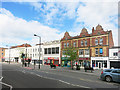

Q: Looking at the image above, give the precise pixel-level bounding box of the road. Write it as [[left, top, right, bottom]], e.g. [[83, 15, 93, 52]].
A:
[[1, 63, 120, 90]]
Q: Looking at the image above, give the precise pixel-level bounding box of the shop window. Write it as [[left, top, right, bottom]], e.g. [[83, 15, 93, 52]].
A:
[[79, 49, 83, 55], [73, 42, 76, 47], [85, 40, 87, 46], [100, 38, 103, 45], [48, 48, 51, 54], [56, 47, 59, 54], [64, 43, 66, 48], [44, 48, 47, 54], [113, 52, 118, 56], [67, 43, 69, 47], [95, 48, 98, 55], [99, 48, 103, 55], [85, 49, 89, 55], [52, 48, 55, 54], [95, 39, 98, 45], [81, 41, 83, 46]]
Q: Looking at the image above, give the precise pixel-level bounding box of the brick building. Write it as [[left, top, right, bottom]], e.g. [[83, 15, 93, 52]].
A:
[[0, 48, 6, 62], [61, 24, 114, 69]]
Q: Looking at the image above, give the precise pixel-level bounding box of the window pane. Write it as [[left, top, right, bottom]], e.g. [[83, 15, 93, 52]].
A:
[[48, 48, 51, 54], [52, 48, 55, 54], [100, 48, 103, 54], [44, 48, 47, 54], [56, 47, 59, 54]]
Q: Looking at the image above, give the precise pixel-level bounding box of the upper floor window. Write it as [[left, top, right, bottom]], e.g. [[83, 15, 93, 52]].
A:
[[81, 41, 83, 46], [99, 48, 103, 55], [52, 48, 55, 54], [113, 52, 118, 56], [73, 42, 76, 47], [85, 40, 87, 46], [2, 49, 3, 51], [95, 48, 98, 55], [48, 48, 51, 54], [95, 39, 98, 45], [64, 43, 66, 48], [56, 47, 59, 54], [79, 49, 83, 55], [44, 48, 47, 54], [85, 49, 89, 55], [100, 38, 103, 45], [67, 43, 69, 47]]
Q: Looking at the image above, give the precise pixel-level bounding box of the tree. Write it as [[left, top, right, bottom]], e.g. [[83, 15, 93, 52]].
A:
[[63, 47, 79, 70]]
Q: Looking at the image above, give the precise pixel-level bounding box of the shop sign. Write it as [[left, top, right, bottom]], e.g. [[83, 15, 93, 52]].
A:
[[54, 57, 59, 60], [91, 57, 108, 60], [44, 57, 48, 60], [48, 57, 54, 59], [61, 57, 69, 60], [79, 58, 89, 60]]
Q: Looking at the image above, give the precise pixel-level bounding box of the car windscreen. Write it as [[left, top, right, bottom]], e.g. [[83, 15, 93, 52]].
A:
[[105, 70, 112, 72]]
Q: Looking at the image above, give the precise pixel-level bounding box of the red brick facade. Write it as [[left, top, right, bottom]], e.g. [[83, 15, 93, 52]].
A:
[[61, 24, 114, 60]]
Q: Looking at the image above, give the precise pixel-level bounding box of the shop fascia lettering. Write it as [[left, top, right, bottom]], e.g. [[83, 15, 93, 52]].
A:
[[91, 57, 108, 60]]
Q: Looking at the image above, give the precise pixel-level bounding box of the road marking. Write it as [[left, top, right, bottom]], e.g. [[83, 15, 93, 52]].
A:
[[0, 77, 13, 90], [35, 73, 91, 88], [0, 76, 3, 81]]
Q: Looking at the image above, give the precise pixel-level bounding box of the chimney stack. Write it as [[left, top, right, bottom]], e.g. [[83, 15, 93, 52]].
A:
[[92, 27, 94, 33]]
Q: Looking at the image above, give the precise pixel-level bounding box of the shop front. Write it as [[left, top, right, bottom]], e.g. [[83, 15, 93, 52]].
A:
[[78, 57, 90, 68], [91, 57, 109, 69], [44, 57, 59, 66], [61, 57, 71, 67]]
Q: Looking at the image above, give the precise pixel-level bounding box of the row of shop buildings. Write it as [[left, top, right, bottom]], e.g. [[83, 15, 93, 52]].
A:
[[1, 24, 120, 69]]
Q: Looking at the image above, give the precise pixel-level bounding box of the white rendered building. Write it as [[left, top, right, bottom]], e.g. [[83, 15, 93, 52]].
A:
[[109, 47, 120, 69], [43, 40, 61, 66]]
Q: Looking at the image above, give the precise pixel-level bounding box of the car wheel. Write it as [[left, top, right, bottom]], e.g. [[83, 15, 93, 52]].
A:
[[105, 76, 112, 82]]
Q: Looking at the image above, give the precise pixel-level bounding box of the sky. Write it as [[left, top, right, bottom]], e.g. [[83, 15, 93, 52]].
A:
[[0, 0, 119, 47]]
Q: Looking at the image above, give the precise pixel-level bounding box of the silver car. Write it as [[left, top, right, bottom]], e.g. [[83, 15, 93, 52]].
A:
[[100, 69, 120, 82]]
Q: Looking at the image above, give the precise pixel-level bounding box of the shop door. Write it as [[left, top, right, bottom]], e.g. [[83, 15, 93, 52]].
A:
[[98, 62, 102, 69]]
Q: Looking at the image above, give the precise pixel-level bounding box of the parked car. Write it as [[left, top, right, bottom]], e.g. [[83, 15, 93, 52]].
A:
[[100, 69, 120, 82]]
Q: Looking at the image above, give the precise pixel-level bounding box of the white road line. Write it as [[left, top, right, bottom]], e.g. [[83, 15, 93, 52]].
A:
[[0, 77, 13, 90], [35, 73, 91, 88], [0, 82, 13, 90], [0, 76, 3, 81]]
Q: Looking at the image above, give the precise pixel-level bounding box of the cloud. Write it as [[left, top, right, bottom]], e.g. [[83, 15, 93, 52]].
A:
[[74, 2, 118, 46], [0, 8, 63, 46]]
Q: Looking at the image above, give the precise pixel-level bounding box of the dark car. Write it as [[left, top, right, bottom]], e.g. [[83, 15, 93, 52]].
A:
[[100, 69, 120, 82]]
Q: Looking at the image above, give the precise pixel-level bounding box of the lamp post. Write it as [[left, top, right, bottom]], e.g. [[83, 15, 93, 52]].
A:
[[34, 34, 41, 69]]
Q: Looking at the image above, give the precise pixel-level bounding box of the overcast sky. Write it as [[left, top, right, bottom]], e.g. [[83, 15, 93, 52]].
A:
[[0, 0, 118, 47]]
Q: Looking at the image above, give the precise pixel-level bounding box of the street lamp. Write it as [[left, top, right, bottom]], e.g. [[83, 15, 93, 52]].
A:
[[34, 34, 41, 69]]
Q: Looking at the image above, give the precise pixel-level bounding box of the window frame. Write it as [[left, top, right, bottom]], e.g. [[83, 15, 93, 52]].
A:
[[95, 39, 98, 45], [95, 48, 98, 55]]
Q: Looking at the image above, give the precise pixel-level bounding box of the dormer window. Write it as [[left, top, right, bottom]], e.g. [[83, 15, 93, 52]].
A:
[[81, 41, 83, 46], [82, 35, 85, 37], [95, 39, 98, 45], [64, 43, 66, 48], [100, 38, 103, 45], [73, 42, 76, 47], [67, 43, 69, 47], [98, 32, 100, 35]]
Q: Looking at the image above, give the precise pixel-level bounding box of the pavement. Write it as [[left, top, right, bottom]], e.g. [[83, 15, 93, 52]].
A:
[[2, 62, 102, 77]]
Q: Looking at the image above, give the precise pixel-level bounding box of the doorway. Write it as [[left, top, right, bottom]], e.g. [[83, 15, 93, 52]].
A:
[[98, 62, 102, 69]]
